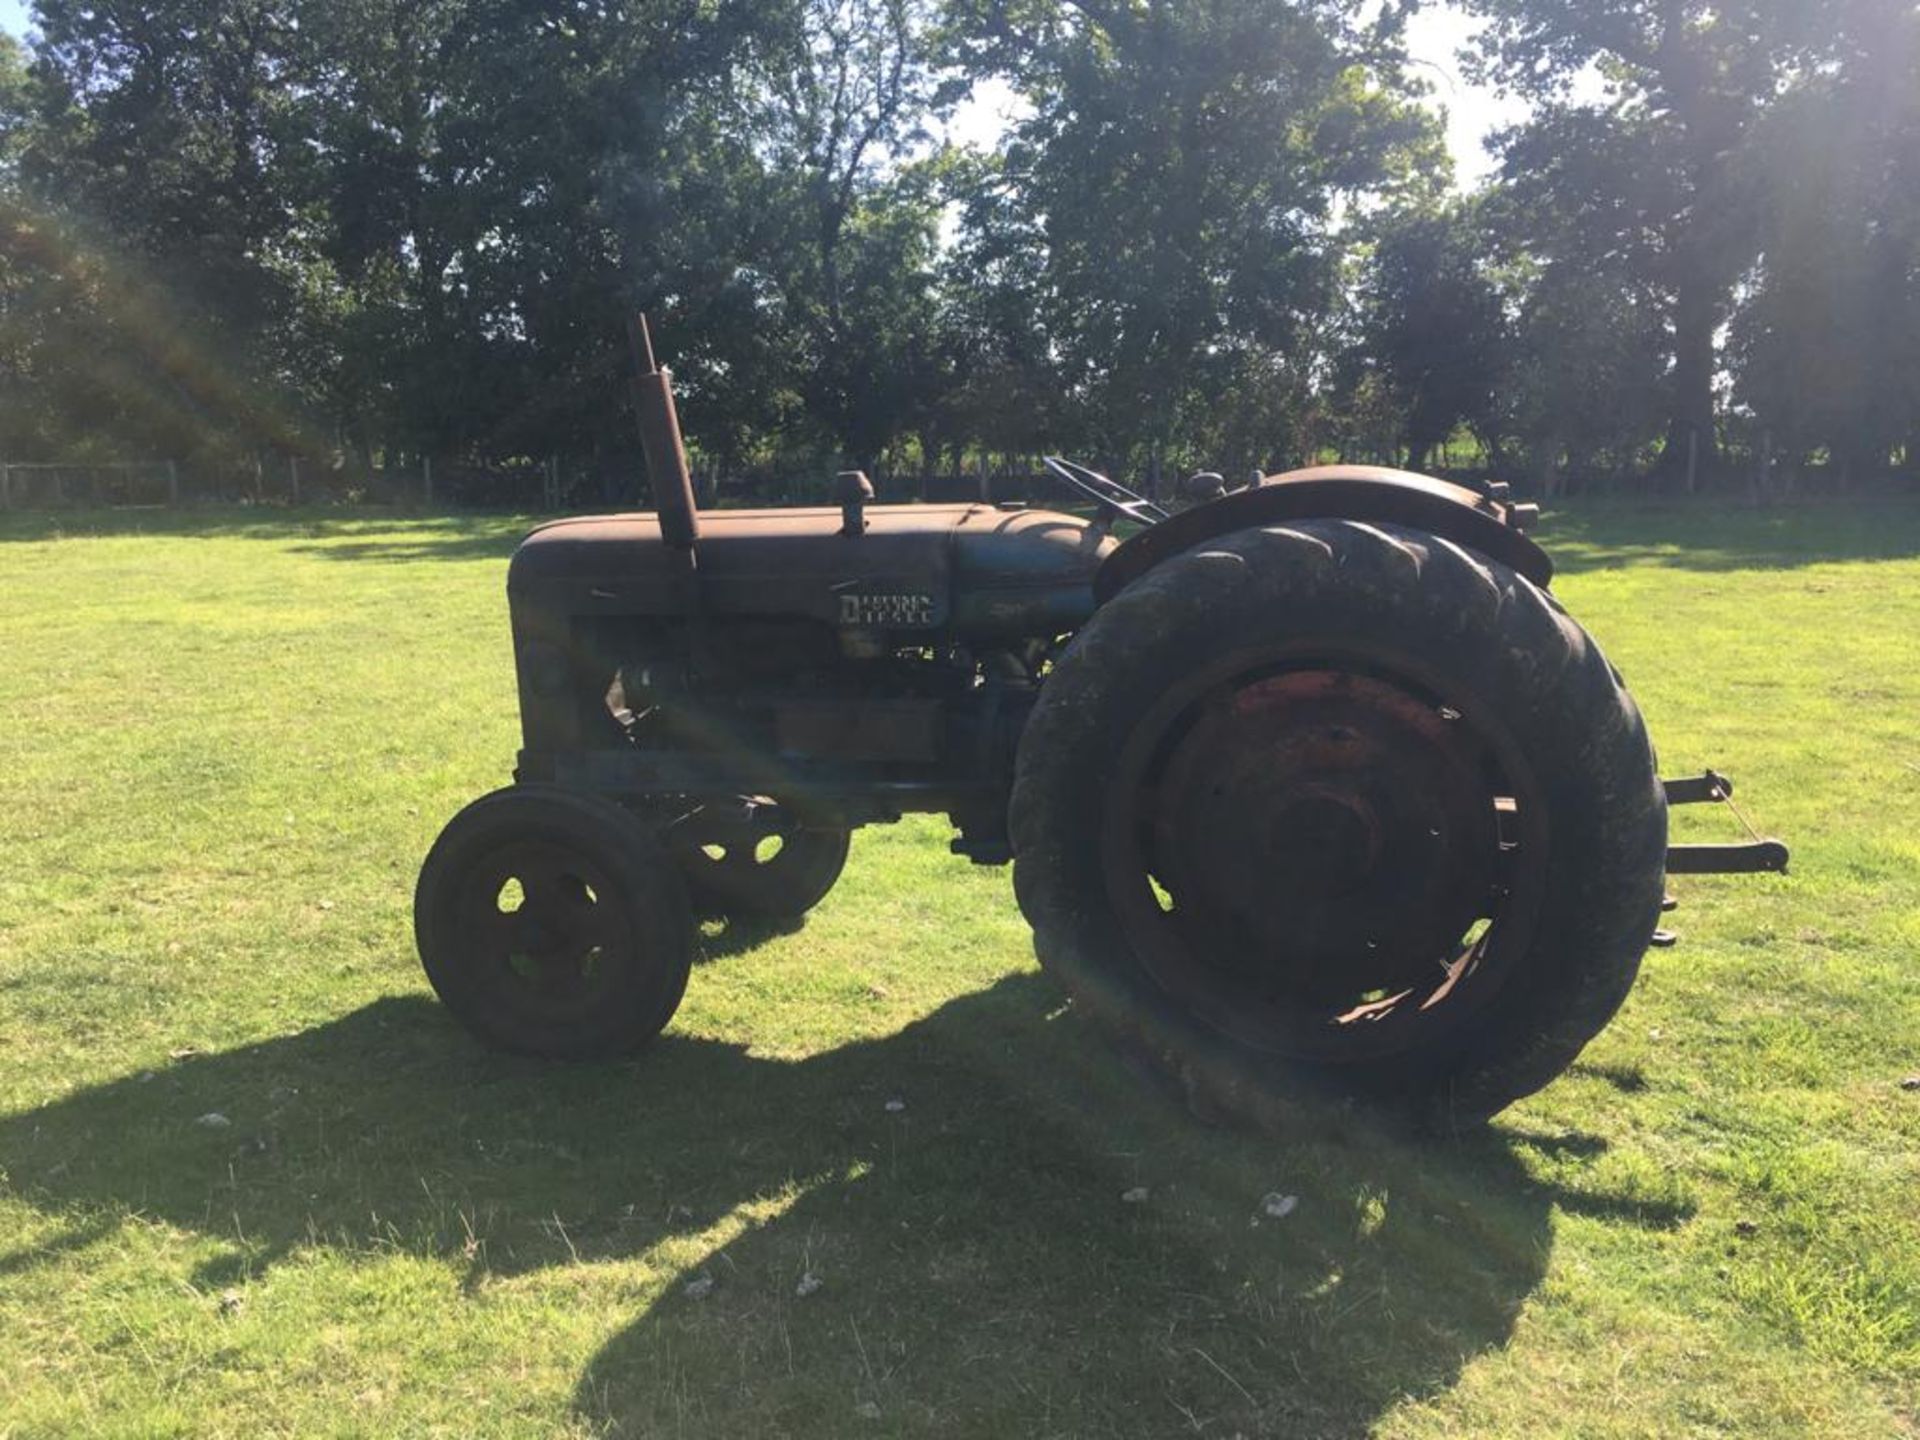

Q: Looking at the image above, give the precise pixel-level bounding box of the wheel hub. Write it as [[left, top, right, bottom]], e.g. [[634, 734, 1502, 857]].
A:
[[459, 839, 625, 1018], [1146, 670, 1503, 1006], [1263, 787, 1384, 899]]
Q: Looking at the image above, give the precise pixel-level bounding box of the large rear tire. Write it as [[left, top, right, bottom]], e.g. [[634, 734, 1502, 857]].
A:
[[1009, 520, 1667, 1126], [416, 786, 693, 1058]]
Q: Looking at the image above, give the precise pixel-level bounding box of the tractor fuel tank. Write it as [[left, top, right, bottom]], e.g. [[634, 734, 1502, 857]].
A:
[[508, 503, 1113, 642], [948, 505, 1115, 639]]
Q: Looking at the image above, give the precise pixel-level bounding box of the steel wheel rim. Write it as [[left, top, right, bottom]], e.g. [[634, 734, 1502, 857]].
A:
[[685, 833, 796, 884], [1102, 642, 1550, 1065], [453, 837, 636, 1023]]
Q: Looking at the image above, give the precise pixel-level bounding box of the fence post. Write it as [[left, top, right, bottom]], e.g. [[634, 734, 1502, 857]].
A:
[[290, 456, 300, 505], [423, 455, 434, 507], [0, 463, 9, 510], [167, 459, 180, 504]]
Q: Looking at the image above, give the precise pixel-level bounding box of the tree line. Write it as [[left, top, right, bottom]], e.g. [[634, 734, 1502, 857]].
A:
[[1, 0, 1915, 502]]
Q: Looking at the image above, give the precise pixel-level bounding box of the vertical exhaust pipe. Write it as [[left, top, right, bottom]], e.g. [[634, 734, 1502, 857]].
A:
[[628, 314, 701, 553]]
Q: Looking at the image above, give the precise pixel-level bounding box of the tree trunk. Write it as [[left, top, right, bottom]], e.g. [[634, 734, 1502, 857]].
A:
[[1661, 271, 1721, 483], [917, 430, 937, 501]]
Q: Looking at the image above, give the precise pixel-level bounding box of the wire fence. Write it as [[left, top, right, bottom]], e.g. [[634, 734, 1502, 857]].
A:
[[2, 450, 1873, 514], [0, 456, 1074, 513], [0, 457, 555, 511], [0, 461, 181, 508]]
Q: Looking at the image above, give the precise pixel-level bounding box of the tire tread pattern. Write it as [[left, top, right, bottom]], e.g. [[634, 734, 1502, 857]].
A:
[[1009, 520, 1667, 1127]]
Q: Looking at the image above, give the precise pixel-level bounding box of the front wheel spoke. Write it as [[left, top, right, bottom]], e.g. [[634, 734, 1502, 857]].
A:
[[692, 841, 761, 878], [532, 866, 597, 932], [520, 865, 570, 916], [477, 902, 523, 945], [576, 899, 627, 949], [719, 844, 768, 876]]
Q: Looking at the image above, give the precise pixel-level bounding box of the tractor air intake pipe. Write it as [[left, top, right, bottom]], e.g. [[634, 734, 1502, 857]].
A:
[[628, 314, 701, 553]]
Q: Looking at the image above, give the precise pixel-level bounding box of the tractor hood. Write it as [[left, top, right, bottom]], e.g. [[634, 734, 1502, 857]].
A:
[[509, 503, 1114, 640]]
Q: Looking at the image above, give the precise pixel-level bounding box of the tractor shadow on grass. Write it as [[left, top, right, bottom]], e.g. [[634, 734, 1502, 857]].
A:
[[0, 976, 1671, 1437]]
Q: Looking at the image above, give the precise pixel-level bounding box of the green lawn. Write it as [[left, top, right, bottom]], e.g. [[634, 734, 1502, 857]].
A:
[[0, 500, 1916, 1438]]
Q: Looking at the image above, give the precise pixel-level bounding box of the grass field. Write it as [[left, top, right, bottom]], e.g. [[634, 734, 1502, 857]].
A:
[[0, 499, 1916, 1438]]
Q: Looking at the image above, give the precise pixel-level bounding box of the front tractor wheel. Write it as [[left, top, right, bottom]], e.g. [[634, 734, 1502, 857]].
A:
[[1010, 519, 1668, 1126], [415, 786, 693, 1058]]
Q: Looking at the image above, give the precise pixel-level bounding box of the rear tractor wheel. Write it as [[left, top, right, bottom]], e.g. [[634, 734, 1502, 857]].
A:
[[415, 786, 694, 1058], [1010, 519, 1668, 1126]]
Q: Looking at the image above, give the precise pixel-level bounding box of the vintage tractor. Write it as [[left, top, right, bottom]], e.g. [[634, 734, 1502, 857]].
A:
[[415, 321, 1787, 1124]]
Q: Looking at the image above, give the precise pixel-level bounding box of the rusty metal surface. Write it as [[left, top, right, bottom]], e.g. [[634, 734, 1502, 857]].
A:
[[1658, 768, 1791, 873], [1666, 841, 1790, 874], [452, 835, 632, 1020], [519, 501, 976, 551], [511, 504, 1112, 638], [949, 506, 1115, 638], [1094, 466, 1554, 603], [1097, 649, 1549, 1065], [628, 316, 700, 552], [1664, 771, 1734, 805], [1146, 670, 1502, 1003], [514, 506, 976, 630], [445, 321, 1795, 1092]]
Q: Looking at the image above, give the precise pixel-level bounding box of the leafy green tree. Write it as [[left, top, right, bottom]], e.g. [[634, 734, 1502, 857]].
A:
[[1346, 199, 1508, 470], [1465, 107, 1675, 485], [0, 30, 48, 457], [1496, 259, 1669, 492], [955, 0, 1445, 480], [0, 30, 26, 159], [18, 0, 1907, 505], [934, 147, 1069, 470], [1459, 0, 1806, 476], [736, 0, 957, 469], [1730, 0, 1920, 483], [299, 0, 783, 473], [15, 0, 325, 465]]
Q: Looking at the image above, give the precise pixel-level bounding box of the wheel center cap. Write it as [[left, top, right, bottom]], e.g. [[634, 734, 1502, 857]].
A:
[[1144, 668, 1503, 998], [1268, 789, 1382, 898]]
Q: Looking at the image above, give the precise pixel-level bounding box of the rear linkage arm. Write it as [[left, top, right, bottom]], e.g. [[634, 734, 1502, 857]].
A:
[[1653, 770, 1790, 949], [1662, 771, 1790, 875]]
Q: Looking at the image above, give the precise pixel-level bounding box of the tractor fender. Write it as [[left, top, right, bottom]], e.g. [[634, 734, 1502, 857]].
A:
[[1092, 465, 1552, 605]]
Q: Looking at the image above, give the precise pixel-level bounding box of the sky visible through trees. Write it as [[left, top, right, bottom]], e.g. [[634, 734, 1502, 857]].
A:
[[1, 0, 1915, 498], [943, 8, 1528, 189]]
